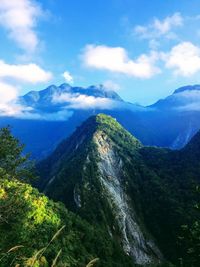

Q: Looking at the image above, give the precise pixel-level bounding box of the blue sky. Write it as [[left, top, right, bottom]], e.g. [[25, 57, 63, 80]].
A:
[[1, 0, 200, 110]]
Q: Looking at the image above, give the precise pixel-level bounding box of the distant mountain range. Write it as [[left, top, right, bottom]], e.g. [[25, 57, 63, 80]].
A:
[[0, 83, 200, 159]]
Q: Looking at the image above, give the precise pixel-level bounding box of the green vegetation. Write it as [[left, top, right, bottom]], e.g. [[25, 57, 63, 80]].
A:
[[1, 114, 200, 266], [0, 176, 136, 266], [38, 114, 200, 267], [0, 126, 135, 266], [0, 126, 35, 182]]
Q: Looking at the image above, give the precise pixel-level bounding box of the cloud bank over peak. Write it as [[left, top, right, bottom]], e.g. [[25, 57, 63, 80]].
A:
[[52, 92, 117, 110], [62, 71, 74, 84]]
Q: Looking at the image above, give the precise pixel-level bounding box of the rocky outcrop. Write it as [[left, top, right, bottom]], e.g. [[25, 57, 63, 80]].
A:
[[94, 131, 163, 265]]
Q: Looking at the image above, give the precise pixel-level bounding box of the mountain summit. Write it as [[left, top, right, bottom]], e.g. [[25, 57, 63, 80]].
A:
[[20, 83, 123, 111], [151, 84, 200, 110], [173, 84, 200, 94]]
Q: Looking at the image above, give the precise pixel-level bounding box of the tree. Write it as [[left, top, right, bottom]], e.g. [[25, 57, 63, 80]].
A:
[[178, 187, 200, 267], [0, 126, 35, 182]]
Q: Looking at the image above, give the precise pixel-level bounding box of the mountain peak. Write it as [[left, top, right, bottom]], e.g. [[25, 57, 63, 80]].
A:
[[95, 113, 117, 125], [38, 114, 160, 264], [86, 113, 142, 149], [21, 83, 123, 110], [150, 84, 200, 112]]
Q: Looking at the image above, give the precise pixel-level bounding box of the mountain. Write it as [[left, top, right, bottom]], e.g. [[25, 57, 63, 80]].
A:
[[0, 83, 149, 159], [19, 83, 123, 111], [0, 122, 138, 267], [151, 84, 200, 110], [148, 84, 200, 149], [38, 114, 163, 266], [1, 114, 200, 266], [38, 114, 200, 266], [1, 83, 200, 159]]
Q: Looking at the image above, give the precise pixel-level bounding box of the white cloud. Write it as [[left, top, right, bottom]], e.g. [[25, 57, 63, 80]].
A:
[[179, 103, 200, 111], [82, 45, 160, 78], [63, 71, 74, 84], [0, 60, 52, 83], [0, 1, 52, 117], [18, 109, 73, 121], [103, 80, 120, 91], [134, 12, 183, 40], [0, 59, 52, 117], [0, 82, 18, 102], [52, 92, 116, 110], [154, 13, 183, 34], [149, 39, 160, 50], [0, 0, 42, 53], [174, 90, 200, 111], [0, 81, 73, 119], [163, 42, 200, 76], [0, 81, 29, 116]]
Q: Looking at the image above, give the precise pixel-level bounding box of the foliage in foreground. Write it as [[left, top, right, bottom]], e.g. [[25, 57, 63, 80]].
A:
[[0, 127, 134, 266]]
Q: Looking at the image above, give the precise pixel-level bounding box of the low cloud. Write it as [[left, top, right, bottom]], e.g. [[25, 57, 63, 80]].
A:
[[0, 0, 43, 53], [103, 80, 121, 91], [62, 71, 74, 84], [173, 89, 200, 111], [0, 82, 73, 120], [52, 92, 117, 110], [178, 103, 200, 111], [0, 81, 31, 116], [0, 60, 52, 117], [82, 45, 160, 78], [17, 109, 73, 121]]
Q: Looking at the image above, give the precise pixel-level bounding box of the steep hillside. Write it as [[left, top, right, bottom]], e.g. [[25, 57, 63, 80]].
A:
[[0, 177, 136, 267], [38, 114, 164, 265], [0, 126, 136, 267], [38, 114, 200, 266]]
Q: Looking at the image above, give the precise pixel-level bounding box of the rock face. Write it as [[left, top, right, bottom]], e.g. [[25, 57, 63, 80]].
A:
[[94, 131, 162, 264], [38, 114, 163, 265]]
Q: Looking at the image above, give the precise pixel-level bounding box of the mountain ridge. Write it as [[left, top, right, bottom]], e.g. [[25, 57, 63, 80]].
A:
[[19, 83, 124, 110], [1, 83, 200, 159], [38, 114, 164, 265], [37, 113, 200, 265]]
